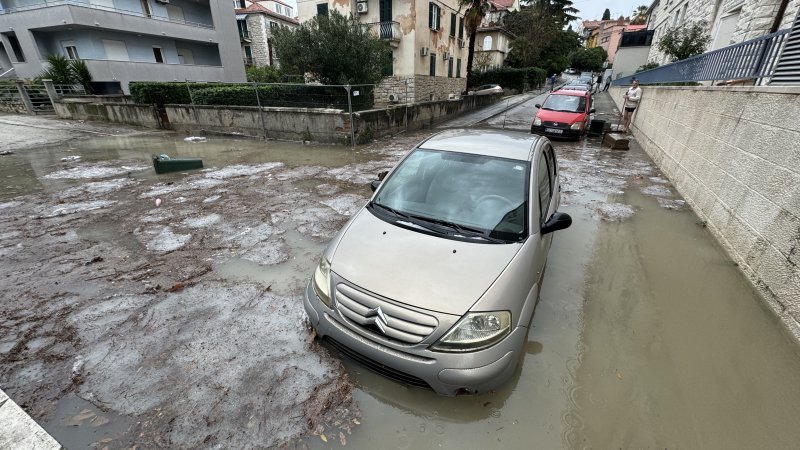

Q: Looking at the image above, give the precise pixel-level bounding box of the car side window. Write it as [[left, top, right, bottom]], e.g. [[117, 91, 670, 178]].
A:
[[537, 152, 552, 223], [544, 146, 556, 194]]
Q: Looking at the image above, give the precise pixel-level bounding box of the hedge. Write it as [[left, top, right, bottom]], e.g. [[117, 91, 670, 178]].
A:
[[129, 82, 374, 111], [469, 67, 547, 91]]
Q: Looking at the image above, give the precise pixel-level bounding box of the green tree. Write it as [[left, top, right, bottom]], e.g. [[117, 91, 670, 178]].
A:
[[504, 1, 580, 73], [460, 0, 492, 88], [270, 11, 389, 85], [631, 5, 649, 25], [36, 54, 94, 92], [635, 61, 660, 73], [602, 8, 611, 20], [568, 47, 607, 71], [657, 21, 711, 61]]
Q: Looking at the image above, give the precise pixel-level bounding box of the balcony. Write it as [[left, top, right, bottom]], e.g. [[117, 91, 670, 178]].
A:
[[243, 57, 253, 66], [0, 1, 214, 30], [368, 21, 402, 47], [239, 30, 251, 41]]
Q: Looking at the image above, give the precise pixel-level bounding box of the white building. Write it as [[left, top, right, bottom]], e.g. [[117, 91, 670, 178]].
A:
[[297, 0, 468, 103], [473, 0, 518, 70]]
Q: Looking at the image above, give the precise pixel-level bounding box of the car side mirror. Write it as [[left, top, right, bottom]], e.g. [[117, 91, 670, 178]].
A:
[[370, 180, 381, 192], [534, 104, 541, 108], [541, 212, 572, 235], [588, 108, 596, 114]]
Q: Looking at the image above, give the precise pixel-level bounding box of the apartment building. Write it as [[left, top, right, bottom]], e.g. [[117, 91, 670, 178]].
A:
[[0, 0, 245, 92], [297, 0, 468, 103], [473, 0, 518, 70], [234, 0, 299, 68]]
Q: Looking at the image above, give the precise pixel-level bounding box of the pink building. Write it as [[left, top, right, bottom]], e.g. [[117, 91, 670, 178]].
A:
[[598, 20, 645, 63]]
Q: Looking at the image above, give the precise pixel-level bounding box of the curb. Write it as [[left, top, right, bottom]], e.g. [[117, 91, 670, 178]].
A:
[[0, 388, 62, 450]]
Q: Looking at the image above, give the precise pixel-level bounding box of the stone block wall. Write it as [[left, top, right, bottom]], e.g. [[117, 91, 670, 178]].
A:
[[610, 85, 800, 342], [375, 75, 468, 105]]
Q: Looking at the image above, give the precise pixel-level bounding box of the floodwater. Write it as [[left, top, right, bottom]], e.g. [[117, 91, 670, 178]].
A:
[[3, 124, 800, 448]]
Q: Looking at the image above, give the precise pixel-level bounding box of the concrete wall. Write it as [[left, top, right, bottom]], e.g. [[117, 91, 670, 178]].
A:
[[53, 91, 500, 143], [610, 85, 800, 341], [611, 46, 651, 81]]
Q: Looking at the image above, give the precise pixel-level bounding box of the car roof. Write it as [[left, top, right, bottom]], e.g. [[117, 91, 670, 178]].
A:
[[550, 89, 589, 97], [419, 129, 542, 162]]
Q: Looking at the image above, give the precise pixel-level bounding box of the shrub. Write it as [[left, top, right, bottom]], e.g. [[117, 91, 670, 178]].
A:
[[130, 82, 192, 104], [246, 65, 283, 83]]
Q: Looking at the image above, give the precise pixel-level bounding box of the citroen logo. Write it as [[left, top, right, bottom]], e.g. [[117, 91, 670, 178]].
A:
[[364, 306, 389, 334]]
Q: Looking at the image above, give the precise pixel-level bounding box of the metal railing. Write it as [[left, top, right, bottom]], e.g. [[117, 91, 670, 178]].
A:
[[53, 84, 87, 95], [613, 28, 791, 86], [24, 84, 55, 113], [0, 0, 214, 29], [368, 21, 402, 42]]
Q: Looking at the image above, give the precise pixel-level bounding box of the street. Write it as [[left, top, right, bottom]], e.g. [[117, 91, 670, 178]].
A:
[[1, 91, 800, 449]]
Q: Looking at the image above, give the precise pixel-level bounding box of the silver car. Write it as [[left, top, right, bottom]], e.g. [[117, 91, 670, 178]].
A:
[[303, 129, 572, 396]]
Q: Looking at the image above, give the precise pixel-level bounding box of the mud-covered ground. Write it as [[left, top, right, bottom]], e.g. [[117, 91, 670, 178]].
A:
[[0, 131, 416, 448], [0, 105, 688, 448]]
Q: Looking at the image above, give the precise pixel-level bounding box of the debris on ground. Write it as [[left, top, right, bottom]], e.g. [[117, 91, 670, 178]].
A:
[[184, 136, 208, 143]]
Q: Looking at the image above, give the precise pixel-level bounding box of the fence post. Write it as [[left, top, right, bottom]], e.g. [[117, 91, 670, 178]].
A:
[[344, 85, 355, 149], [42, 79, 59, 104], [14, 80, 34, 115], [184, 79, 200, 128], [253, 82, 267, 140]]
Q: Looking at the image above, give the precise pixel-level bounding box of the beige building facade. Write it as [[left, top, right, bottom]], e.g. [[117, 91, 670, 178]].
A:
[[473, 0, 518, 70], [297, 0, 468, 102], [236, 0, 299, 68]]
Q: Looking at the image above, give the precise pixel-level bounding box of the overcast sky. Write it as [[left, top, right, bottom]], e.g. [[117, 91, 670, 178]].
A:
[[571, 0, 650, 24]]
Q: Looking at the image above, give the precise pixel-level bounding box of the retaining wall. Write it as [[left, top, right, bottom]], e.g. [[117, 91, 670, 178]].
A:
[[610, 85, 800, 341], [53, 93, 502, 143]]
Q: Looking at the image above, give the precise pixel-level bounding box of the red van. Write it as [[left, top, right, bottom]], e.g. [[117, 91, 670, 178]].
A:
[[530, 90, 595, 139]]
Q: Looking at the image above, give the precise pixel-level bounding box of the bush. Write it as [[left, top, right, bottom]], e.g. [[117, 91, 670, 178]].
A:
[[131, 82, 377, 111], [130, 82, 192, 104], [469, 67, 546, 91], [246, 65, 283, 83]]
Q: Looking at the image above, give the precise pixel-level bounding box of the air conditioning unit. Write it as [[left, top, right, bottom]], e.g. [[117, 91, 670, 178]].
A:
[[356, 1, 368, 13], [388, 93, 400, 103], [420, 47, 429, 56], [443, 52, 451, 61]]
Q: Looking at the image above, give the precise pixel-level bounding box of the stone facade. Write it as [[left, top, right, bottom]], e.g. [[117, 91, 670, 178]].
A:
[[375, 74, 467, 105], [246, 15, 273, 67], [610, 84, 800, 342]]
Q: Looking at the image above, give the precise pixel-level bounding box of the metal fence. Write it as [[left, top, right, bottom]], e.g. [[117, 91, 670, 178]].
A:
[[0, 83, 23, 111], [613, 28, 791, 86], [24, 84, 55, 113]]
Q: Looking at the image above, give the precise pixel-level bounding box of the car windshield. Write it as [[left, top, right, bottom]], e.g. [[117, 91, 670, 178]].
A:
[[542, 94, 586, 113], [370, 149, 529, 243]]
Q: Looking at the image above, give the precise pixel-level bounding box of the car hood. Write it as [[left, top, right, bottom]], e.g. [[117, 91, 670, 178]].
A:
[[330, 209, 523, 315], [537, 109, 584, 124]]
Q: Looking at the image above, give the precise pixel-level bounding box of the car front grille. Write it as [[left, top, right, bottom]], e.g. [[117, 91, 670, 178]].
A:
[[543, 121, 568, 128], [334, 283, 438, 345], [322, 337, 432, 389]]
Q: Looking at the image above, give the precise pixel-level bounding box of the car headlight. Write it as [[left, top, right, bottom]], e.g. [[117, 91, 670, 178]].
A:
[[533, 117, 542, 126], [430, 311, 511, 352], [570, 122, 582, 130], [312, 257, 333, 308]]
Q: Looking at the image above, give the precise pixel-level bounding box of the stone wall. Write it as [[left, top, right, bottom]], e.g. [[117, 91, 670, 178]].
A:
[[734, 0, 800, 42], [375, 75, 468, 105], [610, 85, 800, 342]]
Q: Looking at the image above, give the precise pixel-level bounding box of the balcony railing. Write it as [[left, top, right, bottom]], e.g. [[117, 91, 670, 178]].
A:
[[613, 28, 791, 86], [367, 21, 402, 45], [239, 30, 251, 40], [243, 57, 254, 66], [0, 0, 214, 29]]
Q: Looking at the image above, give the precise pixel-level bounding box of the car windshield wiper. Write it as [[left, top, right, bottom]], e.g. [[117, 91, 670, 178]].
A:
[[406, 215, 506, 243], [370, 202, 448, 234], [370, 201, 412, 220]]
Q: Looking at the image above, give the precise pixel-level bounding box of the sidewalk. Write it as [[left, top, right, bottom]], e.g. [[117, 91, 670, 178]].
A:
[[0, 388, 61, 449]]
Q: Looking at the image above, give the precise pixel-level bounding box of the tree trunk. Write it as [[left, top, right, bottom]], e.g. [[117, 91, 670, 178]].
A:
[[465, 28, 478, 89]]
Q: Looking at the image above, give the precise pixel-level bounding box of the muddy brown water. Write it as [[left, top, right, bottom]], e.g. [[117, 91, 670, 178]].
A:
[[2, 129, 800, 448]]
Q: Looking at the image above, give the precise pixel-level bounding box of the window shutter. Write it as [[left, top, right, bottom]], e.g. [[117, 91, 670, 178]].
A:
[[429, 3, 434, 29], [450, 13, 456, 37]]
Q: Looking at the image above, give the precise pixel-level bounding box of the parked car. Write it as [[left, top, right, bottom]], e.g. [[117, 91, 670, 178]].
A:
[[561, 84, 591, 92], [530, 89, 595, 139], [472, 84, 503, 95], [303, 129, 572, 396]]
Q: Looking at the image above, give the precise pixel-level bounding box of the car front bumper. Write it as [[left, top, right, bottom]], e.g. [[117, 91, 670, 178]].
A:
[[303, 281, 525, 396], [531, 125, 581, 139]]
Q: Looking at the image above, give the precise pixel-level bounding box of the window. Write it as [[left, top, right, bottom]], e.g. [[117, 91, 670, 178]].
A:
[[3, 32, 25, 62], [458, 17, 464, 39], [450, 13, 456, 37], [536, 152, 552, 222], [285, 7, 292, 16], [233, 0, 245, 7], [429, 3, 441, 30], [544, 146, 556, 196], [456, 58, 461, 78], [276, 5, 282, 14], [448, 58, 453, 77], [384, 50, 393, 76], [102, 39, 129, 61], [62, 41, 79, 59], [270, 21, 278, 29], [166, 4, 185, 22], [177, 48, 194, 64], [317, 3, 328, 16], [429, 53, 436, 76], [483, 36, 492, 50], [140, 0, 152, 17], [152, 46, 164, 63], [238, 19, 249, 38]]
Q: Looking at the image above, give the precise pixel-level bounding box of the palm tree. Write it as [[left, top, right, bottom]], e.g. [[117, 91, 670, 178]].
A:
[[631, 5, 649, 25], [460, 0, 492, 89]]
